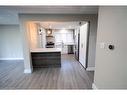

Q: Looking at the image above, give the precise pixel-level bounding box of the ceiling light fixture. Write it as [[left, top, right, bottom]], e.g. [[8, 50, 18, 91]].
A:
[[47, 29, 52, 35]]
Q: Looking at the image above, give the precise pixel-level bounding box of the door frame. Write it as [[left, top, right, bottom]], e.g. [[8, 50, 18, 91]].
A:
[[85, 21, 90, 69]]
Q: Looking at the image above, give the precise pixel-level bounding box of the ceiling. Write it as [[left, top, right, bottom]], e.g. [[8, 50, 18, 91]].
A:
[[0, 6, 98, 24], [38, 21, 86, 29]]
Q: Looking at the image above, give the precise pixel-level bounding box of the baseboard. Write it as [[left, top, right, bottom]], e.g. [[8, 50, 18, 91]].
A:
[[86, 67, 95, 71], [92, 83, 98, 89], [24, 69, 32, 73], [0, 58, 24, 60]]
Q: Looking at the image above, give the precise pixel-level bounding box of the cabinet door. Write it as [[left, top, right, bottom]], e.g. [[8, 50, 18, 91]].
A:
[[79, 22, 88, 68]]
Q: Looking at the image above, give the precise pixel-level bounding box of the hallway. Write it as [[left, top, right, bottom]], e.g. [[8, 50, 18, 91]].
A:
[[0, 54, 94, 89]]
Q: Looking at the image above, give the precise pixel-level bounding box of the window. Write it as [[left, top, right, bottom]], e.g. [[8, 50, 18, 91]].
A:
[[54, 29, 74, 44]]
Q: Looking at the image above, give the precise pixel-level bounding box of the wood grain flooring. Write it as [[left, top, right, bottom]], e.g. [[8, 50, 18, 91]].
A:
[[0, 54, 94, 89]]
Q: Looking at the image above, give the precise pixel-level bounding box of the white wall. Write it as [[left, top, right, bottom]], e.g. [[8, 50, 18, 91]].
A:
[[28, 23, 46, 49], [94, 7, 127, 89], [28, 22, 40, 49], [87, 18, 98, 69], [0, 25, 23, 60]]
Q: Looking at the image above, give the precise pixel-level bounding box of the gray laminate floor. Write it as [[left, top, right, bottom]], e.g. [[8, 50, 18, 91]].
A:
[[0, 54, 94, 89]]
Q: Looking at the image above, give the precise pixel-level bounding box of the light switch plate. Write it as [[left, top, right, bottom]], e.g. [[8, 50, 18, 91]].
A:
[[100, 43, 105, 49]]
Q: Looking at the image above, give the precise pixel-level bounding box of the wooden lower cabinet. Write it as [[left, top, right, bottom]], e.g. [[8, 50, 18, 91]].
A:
[[31, 52, 61, 68]]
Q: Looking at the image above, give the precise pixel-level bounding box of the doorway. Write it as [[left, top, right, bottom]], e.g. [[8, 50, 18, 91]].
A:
[[27, 21, 90, 70]]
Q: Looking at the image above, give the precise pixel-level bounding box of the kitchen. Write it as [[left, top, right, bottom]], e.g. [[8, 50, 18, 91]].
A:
[[28, 21, 88, 70]]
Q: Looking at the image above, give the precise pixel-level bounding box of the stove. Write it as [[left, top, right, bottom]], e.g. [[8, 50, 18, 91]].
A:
[[46, 42, 55, 48]]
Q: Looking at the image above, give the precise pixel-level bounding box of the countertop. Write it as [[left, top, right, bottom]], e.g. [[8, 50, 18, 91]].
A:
[[55, 42, 75, 46], [30, 48, 62, 53], [64, 43, 75, 45]]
